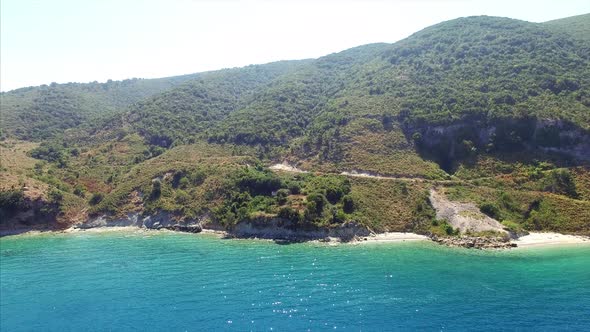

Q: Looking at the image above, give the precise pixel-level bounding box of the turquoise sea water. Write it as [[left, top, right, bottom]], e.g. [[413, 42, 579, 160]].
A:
[[1, 231, 589, 331]]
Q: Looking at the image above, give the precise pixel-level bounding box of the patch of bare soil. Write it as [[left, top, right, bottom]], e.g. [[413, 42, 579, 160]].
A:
[[429, 189, 507, 235]]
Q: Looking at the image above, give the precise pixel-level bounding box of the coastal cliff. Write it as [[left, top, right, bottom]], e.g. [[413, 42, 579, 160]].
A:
[[77, 212, 371, 242]]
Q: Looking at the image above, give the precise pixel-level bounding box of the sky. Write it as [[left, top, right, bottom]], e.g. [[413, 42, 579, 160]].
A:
[[1, 0, 589, 91]]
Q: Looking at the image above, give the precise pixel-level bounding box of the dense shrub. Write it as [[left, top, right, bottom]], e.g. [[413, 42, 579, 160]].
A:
[[342, 195, 355, 213], [150, 180, 162, 200], [330, 207, 347, 223], [0, 189, 27, 222], [89, 193, 104, 205], [278, 207, 301, 222], [276, 189, 289, 205], [541, 169, 578, 198], [29, 143, 68, 167], [305, 193, 327, 221], [73, 185, 86, 197], [175, 190, 190, 204], [234, 168, 282, 195], [479, 202, 501, 220]]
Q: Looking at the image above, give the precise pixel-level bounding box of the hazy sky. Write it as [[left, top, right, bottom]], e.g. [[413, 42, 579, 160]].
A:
[[1, 0, 588, 91]]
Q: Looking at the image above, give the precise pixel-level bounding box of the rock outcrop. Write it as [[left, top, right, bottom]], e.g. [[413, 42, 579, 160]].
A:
[[78, 213, 371, 241], [430, 235, 516, 249], [429, 189, 509, 235], [79, 211, 203, 233], [229, 217, 370, 242]]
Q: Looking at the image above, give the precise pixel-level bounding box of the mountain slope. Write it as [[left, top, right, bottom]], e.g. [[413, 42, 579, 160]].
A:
[[119, 16, 590, 161], [544, 13, 590, 43], [1, 74, 203, 140], [1, 15, 589, 238]]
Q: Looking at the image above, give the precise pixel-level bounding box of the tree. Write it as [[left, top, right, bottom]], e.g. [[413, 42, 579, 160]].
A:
[[342, 195, 354, 213], [276, 189, 289, 205], [150, 180, 162, 200], [89, 193, 104, 205], [305, 193, 327, 220]]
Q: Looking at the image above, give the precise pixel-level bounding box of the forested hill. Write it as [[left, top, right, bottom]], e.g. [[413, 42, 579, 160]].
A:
[[544, 13, 590, 44], [2, 15, 589, 145], [2, 15, 590, 238], [0, 74, 202, 140], [97, 15, 590, 149]]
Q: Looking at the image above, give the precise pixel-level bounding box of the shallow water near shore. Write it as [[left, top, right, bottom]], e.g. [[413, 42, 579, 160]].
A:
[[2, 230, 590, 331]]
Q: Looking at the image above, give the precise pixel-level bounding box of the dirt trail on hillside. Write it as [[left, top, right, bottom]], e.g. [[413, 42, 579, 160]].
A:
[[429, 189, 507, 234], [269, 163, 308, 173], [269, 163, 424, 182], [340, 170, 424, 182]]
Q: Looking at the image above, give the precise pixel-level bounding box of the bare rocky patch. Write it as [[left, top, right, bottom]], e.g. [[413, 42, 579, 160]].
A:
[[429, 189, 507, 235]]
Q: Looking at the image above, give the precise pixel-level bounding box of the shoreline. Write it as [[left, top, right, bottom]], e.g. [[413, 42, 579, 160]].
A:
[[352, 232, 430, 244], [511, 232, 590, 248], [2, 226, 589, 249]]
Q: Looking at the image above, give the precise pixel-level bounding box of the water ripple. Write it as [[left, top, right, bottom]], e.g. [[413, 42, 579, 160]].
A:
[[1, 232, 590, 331]]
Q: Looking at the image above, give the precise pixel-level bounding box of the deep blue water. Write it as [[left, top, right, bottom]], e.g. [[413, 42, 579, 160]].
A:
[[1, 230, 589, 331]]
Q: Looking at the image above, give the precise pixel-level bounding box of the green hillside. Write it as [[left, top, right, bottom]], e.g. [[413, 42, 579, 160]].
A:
[[1, 74, 203, 140], [544, 13, 590, 43], [105, 16, 590, 170], [1, 15, 589, 238]]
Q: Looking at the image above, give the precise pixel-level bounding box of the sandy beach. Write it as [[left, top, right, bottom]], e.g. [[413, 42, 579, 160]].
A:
[[4, 226, 590, 250], [354, 232, 429, 244], [511, 232, 590, 248]]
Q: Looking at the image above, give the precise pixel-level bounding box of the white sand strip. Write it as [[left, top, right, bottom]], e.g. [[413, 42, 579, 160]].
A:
[[512, 232, 590, 248], [355, 232, 429, 244]]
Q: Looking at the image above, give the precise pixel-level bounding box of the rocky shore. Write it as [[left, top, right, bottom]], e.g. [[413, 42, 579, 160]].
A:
[[430, 235, 517, 249], [71, 212, 371, 243], [77, 212, 203, 233], [3, 212, 589, 250]]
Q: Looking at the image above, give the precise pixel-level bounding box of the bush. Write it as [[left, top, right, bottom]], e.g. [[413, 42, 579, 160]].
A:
[[234, 168, 282, 195], [190, 170, 206, 186], [278, 207, 301, 222], [172, 171, 186, 188], [325, 179, 351, 204], [479, 202, 501, 220], [29, 143, 68, 167], [175, 190, 190, 204], [288, 183, 301, 195], [48, 188, 63, 204], [542, 169, 578, 198], [150, 180, 162, 200], [501, 220, 525, 234], [442, 222, 456, 235], [276, 189, 289, 205], [89, 193, 104, 205], [342, 195, 354, 213], [177, 177, 190, 189], [524, 199, 564, 231], [0, 189, 26, 221], [331, 207, 347, 223], [73, 185, 85, 197], [304, 193, 327, 220], [430, 219, 459, 236], [307, 176, 350, 204]]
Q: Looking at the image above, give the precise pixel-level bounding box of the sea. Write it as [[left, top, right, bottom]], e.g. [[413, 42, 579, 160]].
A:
[[1, 230, 589, 331]]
